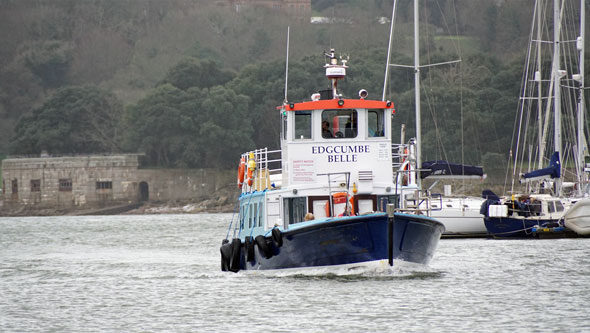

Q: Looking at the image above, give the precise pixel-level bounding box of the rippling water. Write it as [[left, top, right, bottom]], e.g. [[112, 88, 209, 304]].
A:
[[1, 214, 589, 332]]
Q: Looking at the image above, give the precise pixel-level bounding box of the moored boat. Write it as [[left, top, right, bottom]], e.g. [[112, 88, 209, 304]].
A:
[[564, 199, 590, 236], [482, 0, 590, 239], [220, 49, 444, 273], [482, 193, 571, 238]]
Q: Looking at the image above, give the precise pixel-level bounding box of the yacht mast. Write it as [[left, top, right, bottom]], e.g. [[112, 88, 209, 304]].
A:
[[552, 0, 563, 195], [536, 0, 543, 170], [576, 0, 586, 195], [414, 0, 422, 190]]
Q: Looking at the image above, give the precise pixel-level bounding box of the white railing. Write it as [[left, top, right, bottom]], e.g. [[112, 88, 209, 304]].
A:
[[241, 148, 282, 193]]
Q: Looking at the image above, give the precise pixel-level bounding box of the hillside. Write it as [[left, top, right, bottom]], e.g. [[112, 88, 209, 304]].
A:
[[1, 0, 587, 187]]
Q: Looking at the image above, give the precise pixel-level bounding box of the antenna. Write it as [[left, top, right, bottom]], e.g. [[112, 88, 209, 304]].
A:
[[283, 26, 290, 104]]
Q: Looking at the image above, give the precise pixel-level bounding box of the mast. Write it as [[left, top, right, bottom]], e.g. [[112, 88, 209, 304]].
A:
[[552, 0, 563, 195], [576, 0, 586, 195], [536, 0, 543, 170], [284, 26, 290, 104], [382, 0, 398, 101], [414, 0, 422, 190]]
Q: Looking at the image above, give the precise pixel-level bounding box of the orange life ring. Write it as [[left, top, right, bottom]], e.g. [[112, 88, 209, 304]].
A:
[[237, 157, 245, 189], [324, 192, 355, 217]]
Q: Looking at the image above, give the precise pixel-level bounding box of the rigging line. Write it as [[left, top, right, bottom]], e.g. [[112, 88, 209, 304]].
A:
[[422, 1, 448, 162], [504, 0, 538, 192], [442, 0, 469, 185], [507, 0, 540, 194]]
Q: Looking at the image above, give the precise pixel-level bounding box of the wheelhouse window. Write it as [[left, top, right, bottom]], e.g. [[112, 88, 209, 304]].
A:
[[59, 178, 72, 192], [368, 109, 385, 137], [321, 109, 358, 139], [294, 111, 311, 140], [283, 197, 307, 224], [30, 179, 41, 192]]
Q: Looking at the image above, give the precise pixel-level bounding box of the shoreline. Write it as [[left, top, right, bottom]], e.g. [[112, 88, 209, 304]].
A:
[[0, 196, 237, 217]]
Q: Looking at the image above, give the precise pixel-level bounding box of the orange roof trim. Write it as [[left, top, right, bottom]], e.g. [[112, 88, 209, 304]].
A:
[[278, 99, 395, 112]]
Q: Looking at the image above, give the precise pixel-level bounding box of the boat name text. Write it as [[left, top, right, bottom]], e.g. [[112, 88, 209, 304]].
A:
[[311, 145, 370, 163]]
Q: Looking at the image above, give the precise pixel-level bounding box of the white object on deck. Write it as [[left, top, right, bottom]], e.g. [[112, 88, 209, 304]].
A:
[[488, 205, 508, 218]]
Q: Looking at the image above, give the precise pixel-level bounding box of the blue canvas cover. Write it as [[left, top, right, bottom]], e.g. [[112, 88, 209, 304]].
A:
[[521, 152, 561, 181], [420, 161, 484, 179]]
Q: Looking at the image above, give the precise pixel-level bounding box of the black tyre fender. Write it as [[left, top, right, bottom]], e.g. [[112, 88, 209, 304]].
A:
[[244, 236, 255, 262], [220, 239, 231, 271], [271, 228, 283, 247], [255, 235, 272, 259], [229, 238, 242, 272]]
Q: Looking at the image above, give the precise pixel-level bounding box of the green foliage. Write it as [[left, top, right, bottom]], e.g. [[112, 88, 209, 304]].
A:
[[10, 86, 124, 155], [23, 40, 73, 88], [124, 84, 253, 168], [159, 58, 235, 91], [2, 0, 579, 179]]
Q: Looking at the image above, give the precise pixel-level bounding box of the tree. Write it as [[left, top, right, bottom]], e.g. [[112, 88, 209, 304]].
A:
[[23, 40, 73, 88], [124, 84, 253, 168], [10, 86, 124, 155], [124, 84, 197, 167], [198, 86, 254, 168], [159, 57, 235, 91]]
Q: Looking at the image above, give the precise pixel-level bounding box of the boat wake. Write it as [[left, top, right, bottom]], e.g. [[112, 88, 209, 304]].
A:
[[241, 260, 442, 280]]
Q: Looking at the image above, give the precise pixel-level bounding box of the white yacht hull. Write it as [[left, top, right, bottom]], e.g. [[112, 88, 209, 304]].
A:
[[431, 197, 486, 237]]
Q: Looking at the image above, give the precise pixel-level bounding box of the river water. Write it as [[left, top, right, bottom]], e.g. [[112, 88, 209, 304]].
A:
[[1, 214, 589, 332]]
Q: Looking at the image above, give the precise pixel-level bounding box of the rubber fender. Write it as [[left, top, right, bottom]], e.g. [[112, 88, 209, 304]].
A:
[[255, 235, 272, 259], [229, 238, 242, 273], [271, 228, 283, 247], [220, 239, 231, 271], [245, 236, 255, 262]]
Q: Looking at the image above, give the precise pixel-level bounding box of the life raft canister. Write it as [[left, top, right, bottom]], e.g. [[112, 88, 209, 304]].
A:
[[324, 192, 355, 217], [237, 157, 246, 189], [247, 152, 256, 187]]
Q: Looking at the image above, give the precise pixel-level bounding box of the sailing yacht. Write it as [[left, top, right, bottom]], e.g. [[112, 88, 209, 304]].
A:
[[383, 0, 488, 238], [482, 0, 590, 238]]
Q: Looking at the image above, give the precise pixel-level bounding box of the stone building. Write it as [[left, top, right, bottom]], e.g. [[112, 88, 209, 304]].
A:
[[0, 154, 235, 213], [216, 0, 311, 15]]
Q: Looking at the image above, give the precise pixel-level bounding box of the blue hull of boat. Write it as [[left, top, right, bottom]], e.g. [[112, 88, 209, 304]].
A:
[[484, 217, 555, 238], [234, 213, 444, 271]]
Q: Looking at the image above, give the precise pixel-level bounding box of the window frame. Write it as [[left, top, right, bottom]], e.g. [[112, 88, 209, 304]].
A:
[[293, 110, 312, 140], [321, 109, 358, 139], [59, 178, 72, 192], [30, 179, 41, 192], [96, 181, 112, 190]]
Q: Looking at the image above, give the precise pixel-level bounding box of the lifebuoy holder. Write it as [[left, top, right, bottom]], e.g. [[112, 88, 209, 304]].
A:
[[325, 192, 355, 217]]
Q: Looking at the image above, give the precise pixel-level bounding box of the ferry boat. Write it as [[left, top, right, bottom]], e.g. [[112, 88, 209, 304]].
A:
[[220, 49, 444, 272]]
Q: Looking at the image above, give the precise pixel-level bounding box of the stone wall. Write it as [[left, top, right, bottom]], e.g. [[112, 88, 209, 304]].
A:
[[0, 155, 237, 213]]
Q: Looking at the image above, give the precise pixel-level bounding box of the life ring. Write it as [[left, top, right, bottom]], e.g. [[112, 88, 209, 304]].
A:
[[255, 235, 272, 259], [244, 236, 255, 262], [220, 239, 232, 271], [229, 238, 242, 272], [324, 192, 355, 217], [237, 157, 245, 189], [271, 228, 283, 247]]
